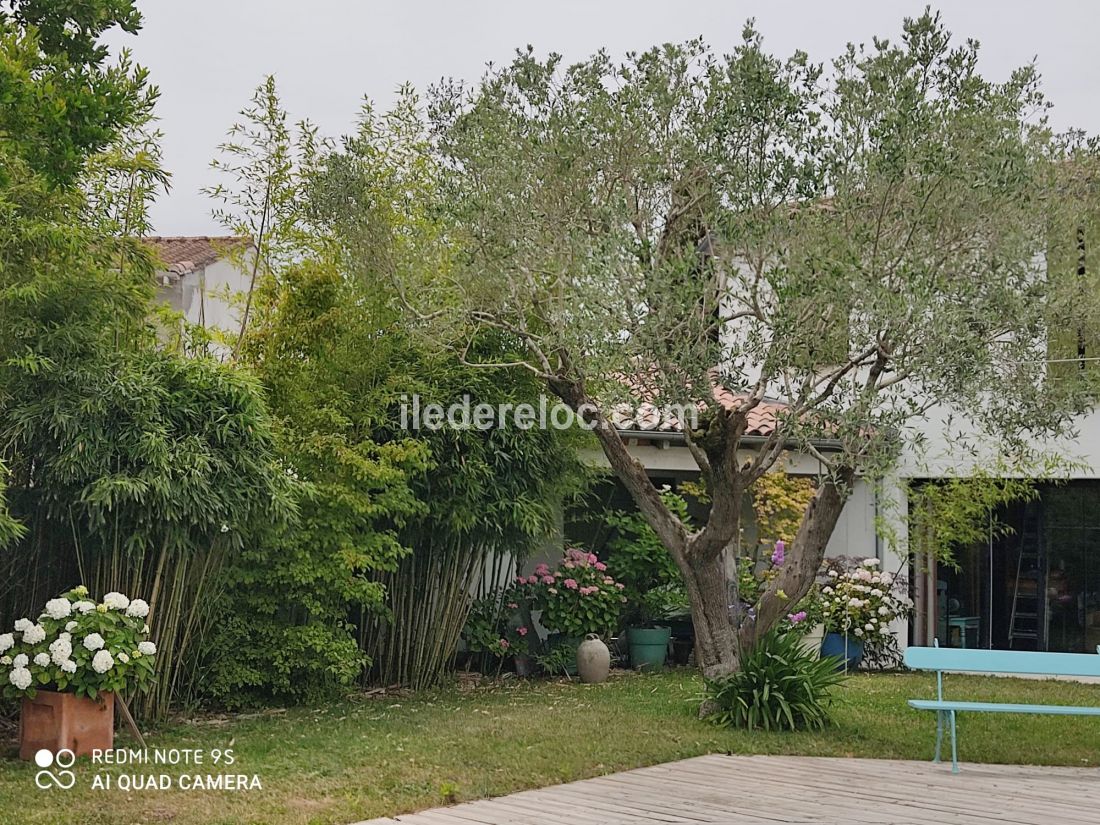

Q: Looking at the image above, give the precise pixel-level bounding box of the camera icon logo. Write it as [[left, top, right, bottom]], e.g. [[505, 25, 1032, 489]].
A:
[[34, 748, 76, 789]]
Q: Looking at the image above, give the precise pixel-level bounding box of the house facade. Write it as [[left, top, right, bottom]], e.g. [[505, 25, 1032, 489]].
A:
[[145, 235, 254, 343]]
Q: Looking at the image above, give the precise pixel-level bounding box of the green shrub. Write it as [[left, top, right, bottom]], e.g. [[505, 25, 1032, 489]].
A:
[[604, 489, 692, 626], [703, 630, 845, 731]]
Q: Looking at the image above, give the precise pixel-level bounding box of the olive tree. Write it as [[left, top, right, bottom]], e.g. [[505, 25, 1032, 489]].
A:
[[396, 13, 1094, 676]]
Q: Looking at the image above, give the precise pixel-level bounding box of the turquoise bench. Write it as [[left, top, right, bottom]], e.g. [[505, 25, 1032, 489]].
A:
[[904, 642, 1100, 773]]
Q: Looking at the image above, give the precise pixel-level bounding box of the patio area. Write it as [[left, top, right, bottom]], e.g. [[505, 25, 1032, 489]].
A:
[[355, 753, 1100, 824]]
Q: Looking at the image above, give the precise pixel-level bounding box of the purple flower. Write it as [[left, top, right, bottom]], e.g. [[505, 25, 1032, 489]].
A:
[[771, 540, 786, 567], [787, 610, 807, 624]]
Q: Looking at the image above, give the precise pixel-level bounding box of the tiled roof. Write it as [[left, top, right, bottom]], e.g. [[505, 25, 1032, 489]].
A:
[[611, 389, 785, 436], [144, 236, 252, 278], [712, 387, 784, 436]]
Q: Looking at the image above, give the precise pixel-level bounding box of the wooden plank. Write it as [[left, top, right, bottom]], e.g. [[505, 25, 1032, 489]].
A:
[[348, 754, 1100, 825]]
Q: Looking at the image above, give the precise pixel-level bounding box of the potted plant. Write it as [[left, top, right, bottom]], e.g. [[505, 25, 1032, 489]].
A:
[[1, 586, 157, 759], [517, 548, 623, 675], [461, 591, 532, 676], [622, 586, 686, 671], [605, 490, 692, 670], [819, 557, 910, 671]]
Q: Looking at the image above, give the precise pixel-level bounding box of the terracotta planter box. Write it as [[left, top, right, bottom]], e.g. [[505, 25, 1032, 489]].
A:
[[19, 690, 114, 761]]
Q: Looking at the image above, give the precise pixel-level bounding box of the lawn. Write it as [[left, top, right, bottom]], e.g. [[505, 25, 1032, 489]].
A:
[[2, 670, 1099, 825]]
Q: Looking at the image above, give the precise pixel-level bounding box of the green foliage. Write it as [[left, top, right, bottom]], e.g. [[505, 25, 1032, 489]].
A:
[[389, 12, 1100, 667], [533, 643, 575, 679], [604, 489, 691, 626], [1, 346, 296, 718], [3, 350, 294, 557], [518, 549, 623, 639], [752, 472, 816, 550], [0, 460, 23, 547], [308, 87, 589, 691], [0, 13, 295, 720], [462, 591, 530, 663], [0, 1, 150, 186], [704, 629, 845, 731], [908, 474, 1039, 568], [199, 79, 588, 701], [201, 257, 428, 707]]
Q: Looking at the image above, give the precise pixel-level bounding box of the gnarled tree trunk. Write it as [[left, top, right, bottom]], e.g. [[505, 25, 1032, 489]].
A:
[[678, 550, 739, 677]]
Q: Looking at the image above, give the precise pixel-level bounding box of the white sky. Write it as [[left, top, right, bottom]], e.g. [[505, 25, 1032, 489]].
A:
[[109, 1, 1100, 236]]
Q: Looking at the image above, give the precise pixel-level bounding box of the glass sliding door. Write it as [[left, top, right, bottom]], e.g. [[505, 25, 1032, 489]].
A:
[[915, 480, 1100, 653]]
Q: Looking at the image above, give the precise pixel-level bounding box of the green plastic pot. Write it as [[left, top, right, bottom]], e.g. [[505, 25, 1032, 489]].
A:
[[627, 626, 672, 671]]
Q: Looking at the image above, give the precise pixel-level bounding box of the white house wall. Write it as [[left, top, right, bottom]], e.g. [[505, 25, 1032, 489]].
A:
[[155, 256, 252, 337], [896, 402, 1100, 480]]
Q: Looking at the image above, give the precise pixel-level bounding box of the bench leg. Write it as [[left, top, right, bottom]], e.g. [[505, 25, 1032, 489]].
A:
[[933, 710, 943, 763], [949, 710, 959, 774]]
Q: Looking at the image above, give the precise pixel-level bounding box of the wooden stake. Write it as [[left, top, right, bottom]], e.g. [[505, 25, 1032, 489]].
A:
[[115, 694, 147, 750]]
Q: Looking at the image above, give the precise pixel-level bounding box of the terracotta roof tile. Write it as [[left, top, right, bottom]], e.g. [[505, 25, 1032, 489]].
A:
[[612, 370, 787, 437], [144, 236, 252, 277]]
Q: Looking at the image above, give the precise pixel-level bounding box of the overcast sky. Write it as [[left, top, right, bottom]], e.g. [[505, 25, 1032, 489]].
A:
[[110, 1, 1100, 236]]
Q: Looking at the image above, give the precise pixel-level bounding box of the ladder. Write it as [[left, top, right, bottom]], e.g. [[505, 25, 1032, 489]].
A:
[[1008, 503, 1046, 650]]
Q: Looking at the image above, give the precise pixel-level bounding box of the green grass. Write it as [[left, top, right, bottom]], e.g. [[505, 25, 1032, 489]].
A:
[[2, 670, 1099, 825]]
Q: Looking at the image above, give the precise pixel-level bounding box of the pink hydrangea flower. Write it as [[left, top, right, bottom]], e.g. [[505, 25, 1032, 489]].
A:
[[499, 638, 510, 649], [527, 575, 538, 585], [603, 576, 614, 585], [564, 578, 578, 590], [540, 575, 554, 585], [594, 562, 607, 572], [587, 553, 598, 564], [516, 626, 528, 636], [534, 563, 551, 577], [515, 576, 527, 585], [615, 582, 625, 590]]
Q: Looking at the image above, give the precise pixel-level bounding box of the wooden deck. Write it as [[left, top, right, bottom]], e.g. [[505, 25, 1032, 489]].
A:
[[353, 754, 1100, 824]]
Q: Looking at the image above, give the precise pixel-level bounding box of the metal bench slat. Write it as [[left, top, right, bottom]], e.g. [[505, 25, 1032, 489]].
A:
[[909, 699, 1100, 716], [904, 646, 1100, 677]]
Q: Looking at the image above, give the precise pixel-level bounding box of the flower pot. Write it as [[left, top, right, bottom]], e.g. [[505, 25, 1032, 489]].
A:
[[576, 634, 610, 684], [19, 690, 114, 761], [513, 653, 534, 678], [627, 626, 671, 672], [800, 623, 826, 657], [667, 615, 695, 666], [820, 631, 863, 671]]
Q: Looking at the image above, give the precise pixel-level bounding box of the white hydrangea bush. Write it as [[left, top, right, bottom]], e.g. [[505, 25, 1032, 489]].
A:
[[0, 586, 156, 700], [818, 557, 912, 642]]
